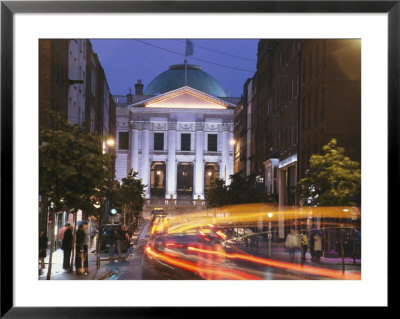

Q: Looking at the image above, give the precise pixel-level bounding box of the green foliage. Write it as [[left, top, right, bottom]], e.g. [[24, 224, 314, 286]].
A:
[[297, 138, 361, 206], [206, 171, 265, 208], [39, 112, 115, 216], [118, 169, 146, 222], [205, 177, 227, 208]]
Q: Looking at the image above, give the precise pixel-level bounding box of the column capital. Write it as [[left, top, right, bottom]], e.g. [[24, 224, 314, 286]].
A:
[[195, 122, 205, 131], [221, 123, 233, 132], [129, 121, 141, 130], [168, 121, 177, 130], [142, 121, 151, 130]]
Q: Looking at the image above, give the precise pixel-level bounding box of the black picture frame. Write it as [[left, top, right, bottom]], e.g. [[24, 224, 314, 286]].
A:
[[1, 0, 395, 317]]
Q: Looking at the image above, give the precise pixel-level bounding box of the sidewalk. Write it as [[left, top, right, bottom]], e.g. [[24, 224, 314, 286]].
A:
[[39, 223, 146, 280], [232, 234, 361, 272]]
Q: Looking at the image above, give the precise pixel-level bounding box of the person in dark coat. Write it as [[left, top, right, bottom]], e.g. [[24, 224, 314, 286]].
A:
[[75, 224, 87, 273], [309, 231, 315, 260], [76, 224, 85, 246], [109, 225, 120, 262], [62, 223, 73, 270], [39, 230, 48, 270]]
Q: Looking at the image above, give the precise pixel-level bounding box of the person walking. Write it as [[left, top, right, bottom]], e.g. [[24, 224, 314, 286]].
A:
[[39, 230, 48, 270], [75, 224, 88, 274], [300, 232, 309, 262], [313, 231, 323, 262], [309, 231, 315, 260], [62, 223, 73, 270], [285, 229, 300, 262]]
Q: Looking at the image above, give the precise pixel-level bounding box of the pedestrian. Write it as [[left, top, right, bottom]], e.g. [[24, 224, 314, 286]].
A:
[[39, 230, 48, 270], [75, 224, 87, 274], [313, 231, 322, 262], [309, 231, 315, 260], [58, 224, 68, 249], [285, 229, 300, 262], [62, 223, 73, 270], [301, 232, 309, 262], [109, 225, 120, 262], [118, 226, 129, 260]]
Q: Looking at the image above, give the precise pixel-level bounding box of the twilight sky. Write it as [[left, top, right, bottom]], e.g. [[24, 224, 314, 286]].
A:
[[90, 39, 259, 98]]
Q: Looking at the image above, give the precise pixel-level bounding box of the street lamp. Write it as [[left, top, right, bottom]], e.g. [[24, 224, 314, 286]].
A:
[[106, 137, 115, 147], [267, 212, 273, 257]]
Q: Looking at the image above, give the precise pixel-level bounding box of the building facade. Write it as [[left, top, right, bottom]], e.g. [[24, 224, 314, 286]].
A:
[[39, 39, 116, 234], [251, 39, 361, 206], [114, 63, 238, 203], [234, 39, 361, 238]]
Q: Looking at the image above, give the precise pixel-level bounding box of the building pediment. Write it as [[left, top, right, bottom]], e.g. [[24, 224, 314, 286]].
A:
[[131, 86, 235, 110]]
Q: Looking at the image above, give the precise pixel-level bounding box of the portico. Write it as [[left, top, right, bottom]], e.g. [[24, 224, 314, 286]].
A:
[[115, 86, 236, 200]]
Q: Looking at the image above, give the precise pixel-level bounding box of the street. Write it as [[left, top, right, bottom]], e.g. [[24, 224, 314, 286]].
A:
[[40, 212, 361, 281]]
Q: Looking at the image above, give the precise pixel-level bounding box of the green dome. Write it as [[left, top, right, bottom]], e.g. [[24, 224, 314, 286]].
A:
[[144, 64, 227, 97]]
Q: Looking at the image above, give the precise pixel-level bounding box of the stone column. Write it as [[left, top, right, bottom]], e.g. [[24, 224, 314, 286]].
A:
[[130, 121, 139, 173], [141, 121, 150, 198], [166, 121, 177, 199], [194, 122, 204, 199], [221, 123, 229, 183], [227, 128, 234, 183], [278, 168, 286, 239]]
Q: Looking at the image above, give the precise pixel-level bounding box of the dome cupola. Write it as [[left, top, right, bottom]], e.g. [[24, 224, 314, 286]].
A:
[[144, 63, 227, 97]]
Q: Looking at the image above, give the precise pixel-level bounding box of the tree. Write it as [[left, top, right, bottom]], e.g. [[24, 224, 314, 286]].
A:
[[205, 177, 228, 208], [118, 169, 146, 227], [39, 113, 115, 278], [297, 138, 361, 206], [226, 172, 266, 205], [205, 171, 265, 208]]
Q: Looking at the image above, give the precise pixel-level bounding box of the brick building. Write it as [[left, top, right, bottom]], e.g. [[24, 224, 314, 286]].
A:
[[39, 39, 116, 233], [236, 39, 361, 214]]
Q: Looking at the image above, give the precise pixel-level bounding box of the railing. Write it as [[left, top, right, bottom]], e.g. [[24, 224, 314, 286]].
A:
[[144, 198, 207, 210]]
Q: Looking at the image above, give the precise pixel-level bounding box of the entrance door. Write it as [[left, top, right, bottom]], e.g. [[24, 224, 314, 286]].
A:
[[177, 162, 193, 199], [150, 162, 166, 198], [204, 163, 220, 192]]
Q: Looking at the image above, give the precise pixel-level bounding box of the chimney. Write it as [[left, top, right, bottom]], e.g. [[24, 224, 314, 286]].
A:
[[135, 80, 144, 95], [127, 88, 133, 104]]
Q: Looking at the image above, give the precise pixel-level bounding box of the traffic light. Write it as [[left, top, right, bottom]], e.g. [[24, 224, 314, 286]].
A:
[[110, 207, 117, 215]]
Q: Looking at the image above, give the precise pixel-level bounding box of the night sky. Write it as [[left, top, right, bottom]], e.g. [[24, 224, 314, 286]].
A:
[[90, 39, 259, 98]]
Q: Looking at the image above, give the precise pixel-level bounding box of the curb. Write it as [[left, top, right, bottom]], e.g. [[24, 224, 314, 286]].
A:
[[96, 269, 114, 280]]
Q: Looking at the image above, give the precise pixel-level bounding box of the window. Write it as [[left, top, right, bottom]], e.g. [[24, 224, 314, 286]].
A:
[[118, 132, 128, 150], [208, 134, 218, 152], [181, 133, 191, 151], [154, 133, 164, 151]]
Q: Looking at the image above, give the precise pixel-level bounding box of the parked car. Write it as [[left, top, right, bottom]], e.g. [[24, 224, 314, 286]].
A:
[[99, 224, 130, 252]]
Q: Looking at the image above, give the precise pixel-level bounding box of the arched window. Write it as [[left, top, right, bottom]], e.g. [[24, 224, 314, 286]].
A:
[[150, 162, 166, 198], [204, 163, 220, 192], [177, 162, 193, 199]]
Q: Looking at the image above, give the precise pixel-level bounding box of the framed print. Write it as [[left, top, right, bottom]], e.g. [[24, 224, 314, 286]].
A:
[[1, 0, 396, 317]]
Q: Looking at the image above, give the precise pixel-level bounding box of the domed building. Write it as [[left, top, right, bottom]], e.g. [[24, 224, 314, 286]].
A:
[[144, 64, 228, 97], [113, 61, 239, 211]]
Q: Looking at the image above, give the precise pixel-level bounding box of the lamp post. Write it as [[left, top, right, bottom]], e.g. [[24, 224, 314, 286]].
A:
[[93, 201, 101, 269], [340, 209, 349, 274], [268, 212, 273, 257]]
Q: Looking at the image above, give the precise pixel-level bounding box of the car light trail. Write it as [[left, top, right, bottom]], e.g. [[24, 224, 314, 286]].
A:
[[145, 246, 262, 280], [186, 246, 361, 280]]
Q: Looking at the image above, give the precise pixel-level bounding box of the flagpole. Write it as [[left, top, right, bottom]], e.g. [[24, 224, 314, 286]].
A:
[[184, 39, 193, 87], [184, 59, 188, 86]]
